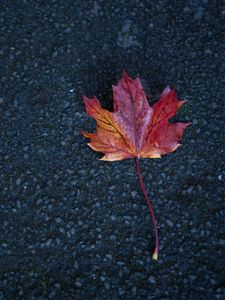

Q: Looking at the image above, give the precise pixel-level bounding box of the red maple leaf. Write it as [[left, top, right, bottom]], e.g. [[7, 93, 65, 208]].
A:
[[81, 71, 191, 260]]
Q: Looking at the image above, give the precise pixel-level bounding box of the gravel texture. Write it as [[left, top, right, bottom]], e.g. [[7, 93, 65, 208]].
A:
[[0, 1, 224, 299]]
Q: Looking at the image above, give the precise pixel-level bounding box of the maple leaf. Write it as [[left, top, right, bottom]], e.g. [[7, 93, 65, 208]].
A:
[[81, 71, 190, 161], [81, 71, 191, 260]]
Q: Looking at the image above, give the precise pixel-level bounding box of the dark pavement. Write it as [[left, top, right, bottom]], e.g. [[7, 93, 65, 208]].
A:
[[0, 1, 224, 299]]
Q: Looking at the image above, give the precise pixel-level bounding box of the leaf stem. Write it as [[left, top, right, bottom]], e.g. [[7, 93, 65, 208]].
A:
[[135, 158, 159, 260]]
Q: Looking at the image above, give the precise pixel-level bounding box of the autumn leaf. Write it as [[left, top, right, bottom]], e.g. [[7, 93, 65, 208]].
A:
[[81, 71, 191, 260]]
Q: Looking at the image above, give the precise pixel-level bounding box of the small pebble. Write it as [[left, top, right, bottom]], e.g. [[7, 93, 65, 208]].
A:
[[166, 220, 174, 227], [148, 276, 156, 284]]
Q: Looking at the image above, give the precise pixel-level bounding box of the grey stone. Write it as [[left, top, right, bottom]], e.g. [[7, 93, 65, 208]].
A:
[[166, 220, 174, 227]]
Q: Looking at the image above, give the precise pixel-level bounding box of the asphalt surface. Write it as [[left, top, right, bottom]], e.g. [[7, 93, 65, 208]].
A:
[[0, 1, 224, 299]]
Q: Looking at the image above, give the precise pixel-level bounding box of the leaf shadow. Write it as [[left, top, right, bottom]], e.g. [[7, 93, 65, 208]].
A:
[[79, 53, 167, 111]]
